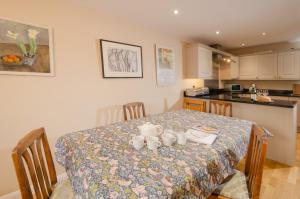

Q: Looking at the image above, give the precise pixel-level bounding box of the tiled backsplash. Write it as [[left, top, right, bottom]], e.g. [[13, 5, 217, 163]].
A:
[[225, 80, 300, 90]]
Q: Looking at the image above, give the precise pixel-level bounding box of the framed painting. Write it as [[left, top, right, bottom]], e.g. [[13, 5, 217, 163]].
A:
[[100, 39, 143, 78], [155, 44, 176, 86], [0, 17, 54, 76]]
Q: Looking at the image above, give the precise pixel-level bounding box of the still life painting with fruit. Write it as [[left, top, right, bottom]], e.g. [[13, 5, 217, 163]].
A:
[[0, 18, 53, 75]]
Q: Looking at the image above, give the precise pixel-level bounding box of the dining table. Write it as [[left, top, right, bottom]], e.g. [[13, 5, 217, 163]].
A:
[[55, 109, 252, 199]]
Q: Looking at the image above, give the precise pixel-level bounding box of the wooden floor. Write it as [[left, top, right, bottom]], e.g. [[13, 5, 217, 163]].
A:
[[259, 134, 300, 198]]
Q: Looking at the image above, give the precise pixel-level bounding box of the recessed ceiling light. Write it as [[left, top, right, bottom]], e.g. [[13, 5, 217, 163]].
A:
[[262, 32, 267, 36], [173, 10, 179, 15], [216, 31, 220, 35], [241, 43, 245, 46]]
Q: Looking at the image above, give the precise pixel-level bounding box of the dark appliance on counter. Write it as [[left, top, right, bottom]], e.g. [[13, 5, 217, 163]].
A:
[[224, 84, 243, 92]]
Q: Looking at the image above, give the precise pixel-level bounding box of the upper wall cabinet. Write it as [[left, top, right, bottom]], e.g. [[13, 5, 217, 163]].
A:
[[257, 54, 278, 80], [220, 56, 239, 80], [186, 46, 213, 79], [239, 55, 259, 80], [278, 51, 300, 80], [238, 51, 300, 80]]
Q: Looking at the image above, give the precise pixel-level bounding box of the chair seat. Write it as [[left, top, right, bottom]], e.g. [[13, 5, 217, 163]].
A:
[[212, 170, 250, 199], [50, 178, 74, 199]]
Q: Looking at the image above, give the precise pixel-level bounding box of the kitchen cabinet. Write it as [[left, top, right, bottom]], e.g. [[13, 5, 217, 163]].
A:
[[183, 98, 206, 112], [220, 56, 239, 80], [186, 46, 213, 79], [239, 55, 259, 80], [278, 51, 300, 80], [269, 96, 300, 129], [288, 97, 300, 129], [199, 98, 297, 165], [239, 53, 293, 80], [258, 54, 278, 80]]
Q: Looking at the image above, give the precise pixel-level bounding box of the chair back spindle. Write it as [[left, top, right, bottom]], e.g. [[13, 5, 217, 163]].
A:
[[123, 102, 146, 121], [12, 128, 57, 199], [245, 124, 269, 199], [209, 100, 232, 117]]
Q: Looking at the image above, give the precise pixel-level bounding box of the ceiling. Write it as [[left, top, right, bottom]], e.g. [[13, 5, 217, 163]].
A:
[[78, 0, 300, 49]]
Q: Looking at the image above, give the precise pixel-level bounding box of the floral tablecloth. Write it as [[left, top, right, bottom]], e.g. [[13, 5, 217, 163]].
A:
[[55, 110, 252, 199]]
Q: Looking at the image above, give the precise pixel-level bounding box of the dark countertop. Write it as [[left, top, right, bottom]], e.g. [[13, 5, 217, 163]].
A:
[[210, 89, 300, 98], [185, 94, 297, 108], [269, 93, 300, 98]]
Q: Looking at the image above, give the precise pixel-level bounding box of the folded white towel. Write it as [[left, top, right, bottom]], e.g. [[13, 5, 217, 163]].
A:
[[191, 125, 220, 135], [185, 129, 218, 145]]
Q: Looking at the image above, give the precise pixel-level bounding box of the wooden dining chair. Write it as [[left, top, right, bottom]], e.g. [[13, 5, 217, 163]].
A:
[[209, 100, 232, 117], [12, 128, 73, 199], [123, 102, 146, 121], [208, 124, 270, 199], [183, 98, 206, 112]]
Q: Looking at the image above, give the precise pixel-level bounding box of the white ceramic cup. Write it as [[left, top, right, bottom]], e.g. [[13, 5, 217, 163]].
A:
[[146, 136, 161, 150], [162, 133, 177, 146], [130, 135, 145, 150], [176, 133, 187, 145]]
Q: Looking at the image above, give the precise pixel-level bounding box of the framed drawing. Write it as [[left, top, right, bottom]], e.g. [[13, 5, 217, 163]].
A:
[[100, 39, 143, 78], [0, 17, 54, 76], [155, 44, 176, 86]]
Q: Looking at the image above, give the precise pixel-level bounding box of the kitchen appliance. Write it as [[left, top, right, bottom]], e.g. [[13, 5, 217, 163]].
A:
[[224, 84, 243, 92], [185, 87, 209, 97], [293, 84, 300, 96]]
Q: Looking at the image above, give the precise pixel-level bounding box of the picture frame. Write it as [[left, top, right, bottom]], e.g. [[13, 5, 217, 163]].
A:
[[0, 17, 54, 76], [155, 44, 176, 86], [100, 39, 143, 78]]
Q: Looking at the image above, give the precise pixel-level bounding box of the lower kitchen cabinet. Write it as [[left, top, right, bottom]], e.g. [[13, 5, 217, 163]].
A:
[[289, 97, 300, 129], [270, 96, 300, 129], [193, 98, 297, 165], [183, 98, 206, 112]]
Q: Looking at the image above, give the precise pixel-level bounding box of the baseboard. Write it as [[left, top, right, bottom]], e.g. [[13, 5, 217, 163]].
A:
[[0, 173, 68, 199]]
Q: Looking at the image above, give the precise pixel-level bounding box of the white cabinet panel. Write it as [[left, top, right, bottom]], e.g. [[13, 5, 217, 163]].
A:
[[198, 47, 213, 78], [238, 52, 299, 80], [270, 96, 300, 129], [258, 54, 278, 80], [289, 97, 300, 129], [239, 55, 258, 80], [278, 51, 300, 80], [186, 46, 213, 79], [231, 56, 240, 79]]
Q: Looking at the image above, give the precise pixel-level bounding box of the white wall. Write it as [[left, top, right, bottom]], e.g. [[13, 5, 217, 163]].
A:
[[0, 0, 203, 195]]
